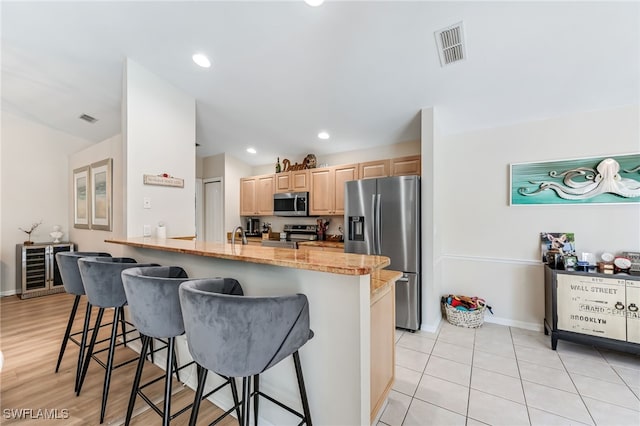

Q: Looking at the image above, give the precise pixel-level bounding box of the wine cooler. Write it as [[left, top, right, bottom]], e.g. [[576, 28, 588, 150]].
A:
[[16, 243, 75, 299]]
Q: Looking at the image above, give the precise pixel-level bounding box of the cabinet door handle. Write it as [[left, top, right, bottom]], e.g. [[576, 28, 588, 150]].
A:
[[629, 303, 638, 312]]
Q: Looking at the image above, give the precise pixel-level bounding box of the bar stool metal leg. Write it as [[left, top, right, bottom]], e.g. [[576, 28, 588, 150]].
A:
[[119, 308, 128, 347], [77, 307, 105, 395], [99, 307, 122, 423], [188, 365, 208, 426], [75, 301, 93, 392], [253, 374, 260, 426], [125, 335, 151, 425], [162, 337, 175, 426], [293, 351, 312, 426], [55, 295, 80, 373], [241, 377, 251, 426]]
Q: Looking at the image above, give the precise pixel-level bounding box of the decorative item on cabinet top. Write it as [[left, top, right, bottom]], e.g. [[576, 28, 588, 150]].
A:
[[280, 154, 317, 172]]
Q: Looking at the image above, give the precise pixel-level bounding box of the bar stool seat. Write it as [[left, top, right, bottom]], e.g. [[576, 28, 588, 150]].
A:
[[76, 257, 157, 424], [122, 268, 244, 426], [179, 280, 314, 426], [54, 251, 112, 392]]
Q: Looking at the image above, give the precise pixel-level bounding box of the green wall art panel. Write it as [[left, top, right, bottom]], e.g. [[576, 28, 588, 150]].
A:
[[510, 153, 640, 205]]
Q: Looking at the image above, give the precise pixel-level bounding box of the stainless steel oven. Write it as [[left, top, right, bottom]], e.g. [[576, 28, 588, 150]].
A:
[[273, 192, 309, 217]]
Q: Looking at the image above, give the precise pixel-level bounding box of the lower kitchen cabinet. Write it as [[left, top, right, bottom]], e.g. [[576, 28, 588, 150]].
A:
[[370, 276, 395, 423], [544, 266, 639, 353]]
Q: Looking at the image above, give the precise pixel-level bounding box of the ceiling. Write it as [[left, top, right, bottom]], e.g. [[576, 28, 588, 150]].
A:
[[2, 1, 639, 166]]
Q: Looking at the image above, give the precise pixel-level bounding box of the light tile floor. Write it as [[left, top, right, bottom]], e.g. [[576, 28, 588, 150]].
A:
[[379, 321, 640, 426]]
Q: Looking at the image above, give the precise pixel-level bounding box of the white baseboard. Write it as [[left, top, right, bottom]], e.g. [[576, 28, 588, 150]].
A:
[[483, 315, 543, 332], [1, 290, 18, 297], [419, 316, 442, 334], [421, 314, 542, 333]]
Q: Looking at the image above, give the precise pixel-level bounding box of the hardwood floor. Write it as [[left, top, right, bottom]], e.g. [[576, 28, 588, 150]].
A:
[[0, 293, 237, 425]]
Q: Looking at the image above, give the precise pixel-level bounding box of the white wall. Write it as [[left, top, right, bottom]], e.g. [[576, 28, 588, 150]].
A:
[[124, 59, 196, 238], [224, 154, 252, 232], [0, 112, 92, 294], [68, 134, 125, 257], [428, 105, 640, 331]]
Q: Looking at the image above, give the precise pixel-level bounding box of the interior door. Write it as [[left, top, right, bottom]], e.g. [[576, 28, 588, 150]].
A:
[[204, 179, 224, 243]]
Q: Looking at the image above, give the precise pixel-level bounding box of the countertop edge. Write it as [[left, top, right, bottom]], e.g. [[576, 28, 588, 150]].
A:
[[106, 238, 389, 276]]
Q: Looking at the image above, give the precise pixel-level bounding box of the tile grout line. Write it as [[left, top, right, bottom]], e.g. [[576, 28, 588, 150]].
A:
[[558, 343, 598, 425], [510, 326, 533, 426]]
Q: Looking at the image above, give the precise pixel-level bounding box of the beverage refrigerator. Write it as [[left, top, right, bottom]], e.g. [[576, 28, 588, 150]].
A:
[[344, 175, 421, 331]]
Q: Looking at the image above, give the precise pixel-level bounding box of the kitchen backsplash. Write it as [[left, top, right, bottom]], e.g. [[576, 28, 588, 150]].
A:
[[246, 216, 344, 237]]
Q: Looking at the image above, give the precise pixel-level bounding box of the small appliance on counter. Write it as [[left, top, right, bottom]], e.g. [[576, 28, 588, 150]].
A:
[[260, 224, 318, 249], [245, 218, 261, 237], [284, 224, 318, 242]]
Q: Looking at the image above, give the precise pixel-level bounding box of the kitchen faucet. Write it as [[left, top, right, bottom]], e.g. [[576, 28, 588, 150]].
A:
[[231, 225, 248, 245]]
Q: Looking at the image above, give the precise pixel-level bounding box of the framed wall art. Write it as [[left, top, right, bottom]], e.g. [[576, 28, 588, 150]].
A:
[[73, 166, 91, 229], [510, 153, 640, 205], [90, 158, 112, 231]]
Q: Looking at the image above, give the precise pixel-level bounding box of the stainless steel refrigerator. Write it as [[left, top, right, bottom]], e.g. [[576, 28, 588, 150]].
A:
[[344, 176, 421, 331]]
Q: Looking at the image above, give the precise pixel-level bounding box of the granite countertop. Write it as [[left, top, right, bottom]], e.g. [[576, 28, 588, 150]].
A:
[[106, 237, 389, 276], [371, 269, 402, 296], [297, 240, 344, 249]]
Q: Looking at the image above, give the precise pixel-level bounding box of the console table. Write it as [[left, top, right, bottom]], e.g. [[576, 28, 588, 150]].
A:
[[544, 266, 639, 354]]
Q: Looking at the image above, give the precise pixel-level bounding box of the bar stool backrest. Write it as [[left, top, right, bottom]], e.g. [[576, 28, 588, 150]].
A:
[[78, 257, 156, 308], [121, 266, 194, 339], [179, 280, 311, 378], [55, 252, 112, 295]]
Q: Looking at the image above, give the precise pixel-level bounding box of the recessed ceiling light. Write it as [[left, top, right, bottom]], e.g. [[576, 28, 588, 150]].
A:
[[318, 131, 330, 140], [246, 147, 257, 154], [192, 53, 211, 68], [304, 0, 325, 6]]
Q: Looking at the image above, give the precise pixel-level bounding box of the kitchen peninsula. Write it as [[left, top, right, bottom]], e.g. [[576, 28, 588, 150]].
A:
[[106, 237, 398, 425]]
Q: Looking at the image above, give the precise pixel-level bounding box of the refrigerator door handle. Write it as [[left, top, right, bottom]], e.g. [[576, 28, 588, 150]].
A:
[[371, 194, 377, 254], [375, 194, 382, 255]]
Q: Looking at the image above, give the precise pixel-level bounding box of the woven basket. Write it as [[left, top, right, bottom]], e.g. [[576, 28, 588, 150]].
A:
[[444, 303, 485, 328]]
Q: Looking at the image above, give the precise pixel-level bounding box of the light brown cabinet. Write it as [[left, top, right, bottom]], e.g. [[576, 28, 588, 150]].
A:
[[274, 170, 310, 193], [359, 159, 390, 179], [240, 174, 274, 216], [309, 164, 357, 216], [391, 155, 421, 176], [370, 279, 395, 422]]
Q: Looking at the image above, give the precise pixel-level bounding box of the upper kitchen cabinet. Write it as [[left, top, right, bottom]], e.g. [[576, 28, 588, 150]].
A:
[[240, 174, 274, 216], [359, 159, 390, 179], [275, 170, 310, 193], [391, 155, 421, 176], [310, 164, 358, 216]]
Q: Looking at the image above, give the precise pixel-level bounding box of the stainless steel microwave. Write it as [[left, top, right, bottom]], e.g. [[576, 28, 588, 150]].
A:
[[273, 192, 309, 216]]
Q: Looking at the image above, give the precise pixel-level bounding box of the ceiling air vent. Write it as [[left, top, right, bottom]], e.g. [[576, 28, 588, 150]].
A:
[[435, 22, 466, 66], [79, 113, 98, 123]]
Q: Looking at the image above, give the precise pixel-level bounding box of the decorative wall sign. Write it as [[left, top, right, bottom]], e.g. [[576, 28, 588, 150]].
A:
[[90, 158, 112, 231], [143, 174, 184, 188], [281, 154, 317, 172], [73, 165, 91, 229], [511, 153, 640, 205]]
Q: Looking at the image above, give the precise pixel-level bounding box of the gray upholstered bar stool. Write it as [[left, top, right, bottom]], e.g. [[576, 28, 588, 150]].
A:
[[54, 251, 112, 392], [122, 269, 243, 426], [76, 257, 157, 424], [179, 280, 314, 426]]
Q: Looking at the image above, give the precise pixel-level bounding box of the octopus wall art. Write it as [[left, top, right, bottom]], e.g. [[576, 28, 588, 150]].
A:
[[510, 154, 640, 205]]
